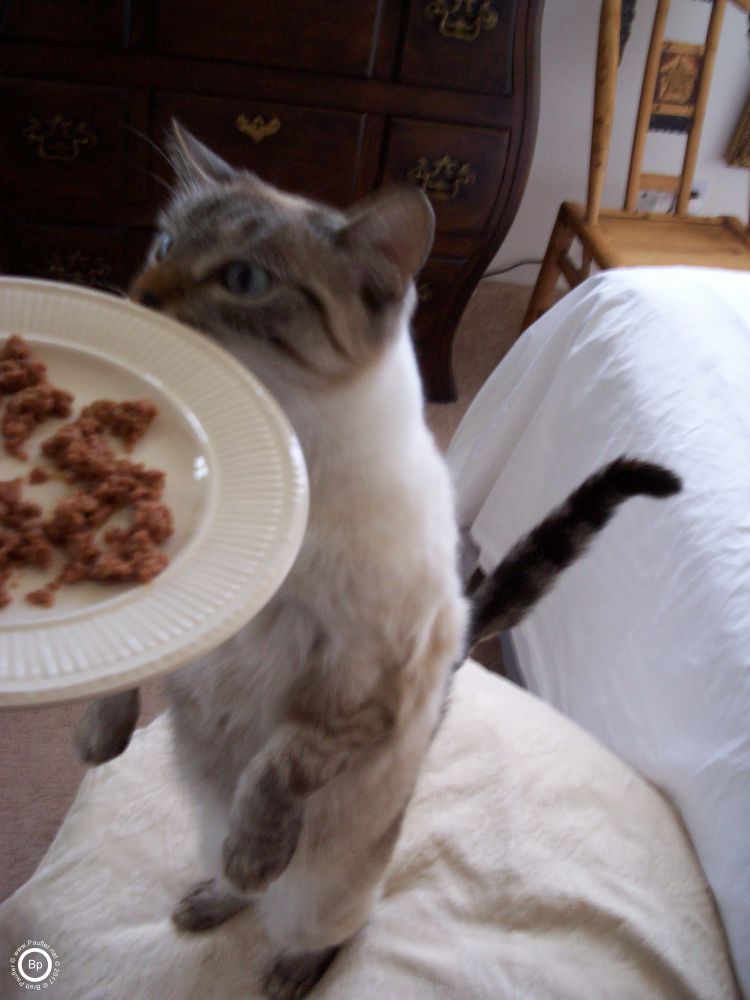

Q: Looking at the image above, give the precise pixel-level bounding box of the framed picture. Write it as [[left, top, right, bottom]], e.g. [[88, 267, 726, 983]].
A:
[[727, 93, 750, 168]]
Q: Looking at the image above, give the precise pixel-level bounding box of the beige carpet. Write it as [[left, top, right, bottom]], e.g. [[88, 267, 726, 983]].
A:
[[0, 281, 530, 903]]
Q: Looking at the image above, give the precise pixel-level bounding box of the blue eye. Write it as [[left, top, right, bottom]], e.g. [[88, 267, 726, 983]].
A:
[[222, 261, 271, 297], [155, 232, 173, 262]]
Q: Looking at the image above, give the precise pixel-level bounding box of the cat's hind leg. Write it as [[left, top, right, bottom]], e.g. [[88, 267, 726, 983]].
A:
[[263, 947, 338, 1000], [258, 795, 405, 998], [74, 688, 140, 764], [171, 878, 250, 932]]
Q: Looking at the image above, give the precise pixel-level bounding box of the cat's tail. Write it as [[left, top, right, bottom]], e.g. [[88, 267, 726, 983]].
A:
[[466, 457, 681, 650]]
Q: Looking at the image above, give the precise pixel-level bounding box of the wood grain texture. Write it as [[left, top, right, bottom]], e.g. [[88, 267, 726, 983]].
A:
[[525, 0, 750, 334], [0, 0, 544, 402], [586, 0, 621, 225], [624, 0, 670, 212]]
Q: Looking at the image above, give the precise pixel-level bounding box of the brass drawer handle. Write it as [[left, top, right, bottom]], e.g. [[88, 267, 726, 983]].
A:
[[425, 0, 499, 42], [21, 115, 98, 162], [236, 114, 281, 144], [45, 251, 112, 288], [417, 281, 435, 304], [407, 155, 476, 201]]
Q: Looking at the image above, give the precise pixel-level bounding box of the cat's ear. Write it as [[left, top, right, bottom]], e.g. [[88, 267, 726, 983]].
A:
[[166, 119, 237, 187], [339, 186, 435, 296]]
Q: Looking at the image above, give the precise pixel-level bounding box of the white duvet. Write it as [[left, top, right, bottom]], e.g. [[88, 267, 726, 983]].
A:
[[448, 267, 750, 997], [0, 663, 737, 998]]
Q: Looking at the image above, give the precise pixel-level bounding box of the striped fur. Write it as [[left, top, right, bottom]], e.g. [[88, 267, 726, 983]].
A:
[[467, 458, 681, 649]]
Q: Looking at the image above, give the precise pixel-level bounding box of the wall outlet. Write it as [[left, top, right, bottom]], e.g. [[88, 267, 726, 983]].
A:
[[637, 189, 674, 213], [637, 179, 709, 215]]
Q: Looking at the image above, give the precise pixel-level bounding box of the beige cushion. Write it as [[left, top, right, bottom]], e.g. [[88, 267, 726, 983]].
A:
[[0, 662, 738, 998]]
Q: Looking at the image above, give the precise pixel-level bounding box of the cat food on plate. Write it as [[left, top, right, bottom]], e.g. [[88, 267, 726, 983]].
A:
[[2, 383, 74, 459], [0, 334, 46, 395], [0, 334, 173, 609], [0, 478, 53, 607]]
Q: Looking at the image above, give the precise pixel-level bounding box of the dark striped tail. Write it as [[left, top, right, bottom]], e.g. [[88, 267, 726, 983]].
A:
[[467, 457, 681, 651]]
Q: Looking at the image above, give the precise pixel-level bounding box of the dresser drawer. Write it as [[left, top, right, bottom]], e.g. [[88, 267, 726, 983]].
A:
[[152, 94, 376, 207], [0, 0, 128, 49], [7, 222, 152, 294], [382, 120, 509, 236], [0, 80, 130, 204], [413, 257, 468, 342], [400, 0, 517, 96], [153, 0, 383, 78]]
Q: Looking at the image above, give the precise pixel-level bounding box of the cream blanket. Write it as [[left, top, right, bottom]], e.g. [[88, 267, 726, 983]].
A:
[[0, 662, 737, 999]]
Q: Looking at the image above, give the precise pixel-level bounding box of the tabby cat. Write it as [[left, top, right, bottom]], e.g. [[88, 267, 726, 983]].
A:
[[75, 122, 680, 999]]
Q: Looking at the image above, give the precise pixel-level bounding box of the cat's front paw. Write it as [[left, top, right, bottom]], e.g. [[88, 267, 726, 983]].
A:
[[172, 878, 249, 932], [74, 689, 140, 765], [222, 810, 302, 894]]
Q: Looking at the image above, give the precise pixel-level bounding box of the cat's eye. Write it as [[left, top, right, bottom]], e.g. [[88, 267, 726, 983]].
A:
[[222, 261, 271, 298], [154, 232, 173, 262]]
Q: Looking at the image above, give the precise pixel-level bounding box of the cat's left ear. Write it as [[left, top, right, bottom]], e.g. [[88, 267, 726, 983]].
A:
[[339, 185, 435, 296], [166, 119, 237, 187]]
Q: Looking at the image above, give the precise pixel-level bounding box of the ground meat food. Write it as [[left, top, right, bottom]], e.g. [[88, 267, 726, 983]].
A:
[[2, 384, 74, 459], [41, 420, 119, 481], [0, 334, 173, 608], [80, 399, 157, 451], [45, 491, 112, 543], [29, 467, 50, 485], [40, 413, 172, 591], [0, 335, 47, 396], [0, 479, 54, 607], [26, 583, 59, 607]]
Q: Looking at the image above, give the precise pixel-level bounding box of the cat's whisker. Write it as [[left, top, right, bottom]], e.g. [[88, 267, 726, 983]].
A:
[[129, 162, 176, 196], [123, 124, 173, 169]]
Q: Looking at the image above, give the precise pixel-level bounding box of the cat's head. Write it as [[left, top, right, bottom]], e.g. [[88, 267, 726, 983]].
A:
[[131, 121, 434, 389]]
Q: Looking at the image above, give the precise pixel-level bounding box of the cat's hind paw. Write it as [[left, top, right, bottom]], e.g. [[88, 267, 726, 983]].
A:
[[264, 948, 338, 1000], [171, 879, 248, 933]]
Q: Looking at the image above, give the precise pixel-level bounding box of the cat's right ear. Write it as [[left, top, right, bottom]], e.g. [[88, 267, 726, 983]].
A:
[[338, 185, 435, 301], [166, 119, 237, 187]]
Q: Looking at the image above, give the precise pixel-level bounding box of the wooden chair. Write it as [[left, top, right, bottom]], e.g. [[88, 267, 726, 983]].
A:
[[522, 0, 750, 331]]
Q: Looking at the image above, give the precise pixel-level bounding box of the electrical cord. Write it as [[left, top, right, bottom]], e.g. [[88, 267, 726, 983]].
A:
[[481, 259, 543, 280]]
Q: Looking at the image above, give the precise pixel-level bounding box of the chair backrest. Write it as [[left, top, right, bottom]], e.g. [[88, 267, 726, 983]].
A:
[[587, 0, 729, 224]]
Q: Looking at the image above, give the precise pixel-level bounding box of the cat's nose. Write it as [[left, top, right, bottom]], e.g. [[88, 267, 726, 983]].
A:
[[129, 268, 172, 311], [138, 290, 162, 310]]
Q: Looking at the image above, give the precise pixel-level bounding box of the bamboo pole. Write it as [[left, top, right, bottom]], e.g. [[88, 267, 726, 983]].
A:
[[586, 0, 622, 224], [624, 0, 671, 211], [676, 0, 728, 215]]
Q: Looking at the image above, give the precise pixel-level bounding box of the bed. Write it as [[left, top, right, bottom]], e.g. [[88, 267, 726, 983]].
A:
[[448, 266, 750, 998]]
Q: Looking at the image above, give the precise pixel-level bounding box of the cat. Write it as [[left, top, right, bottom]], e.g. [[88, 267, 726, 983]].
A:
[[74, 121, 680, 999]]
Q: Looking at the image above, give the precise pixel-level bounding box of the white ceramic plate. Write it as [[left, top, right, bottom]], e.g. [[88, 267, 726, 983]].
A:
[[0, 278, 308, 707]]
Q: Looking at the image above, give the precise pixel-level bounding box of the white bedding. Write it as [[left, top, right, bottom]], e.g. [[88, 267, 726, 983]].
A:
[[447, 267, 750, 997], [0, 662, 737, 999]]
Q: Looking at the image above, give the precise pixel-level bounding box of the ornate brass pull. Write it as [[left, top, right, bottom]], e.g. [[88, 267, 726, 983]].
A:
[[45, 251, 112, 288], [235, 114, 281, 144], [407, 155, 476, 201], [425, 0, 499, 42], [21, 115, 98, 162], [417, 281, 435, 304]]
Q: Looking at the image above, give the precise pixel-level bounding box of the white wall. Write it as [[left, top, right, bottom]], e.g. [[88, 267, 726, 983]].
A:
[[491, 0, 750, 284]]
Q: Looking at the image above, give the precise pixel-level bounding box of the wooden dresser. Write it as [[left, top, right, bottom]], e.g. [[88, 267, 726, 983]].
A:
[[0, 0, 543, 401]]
